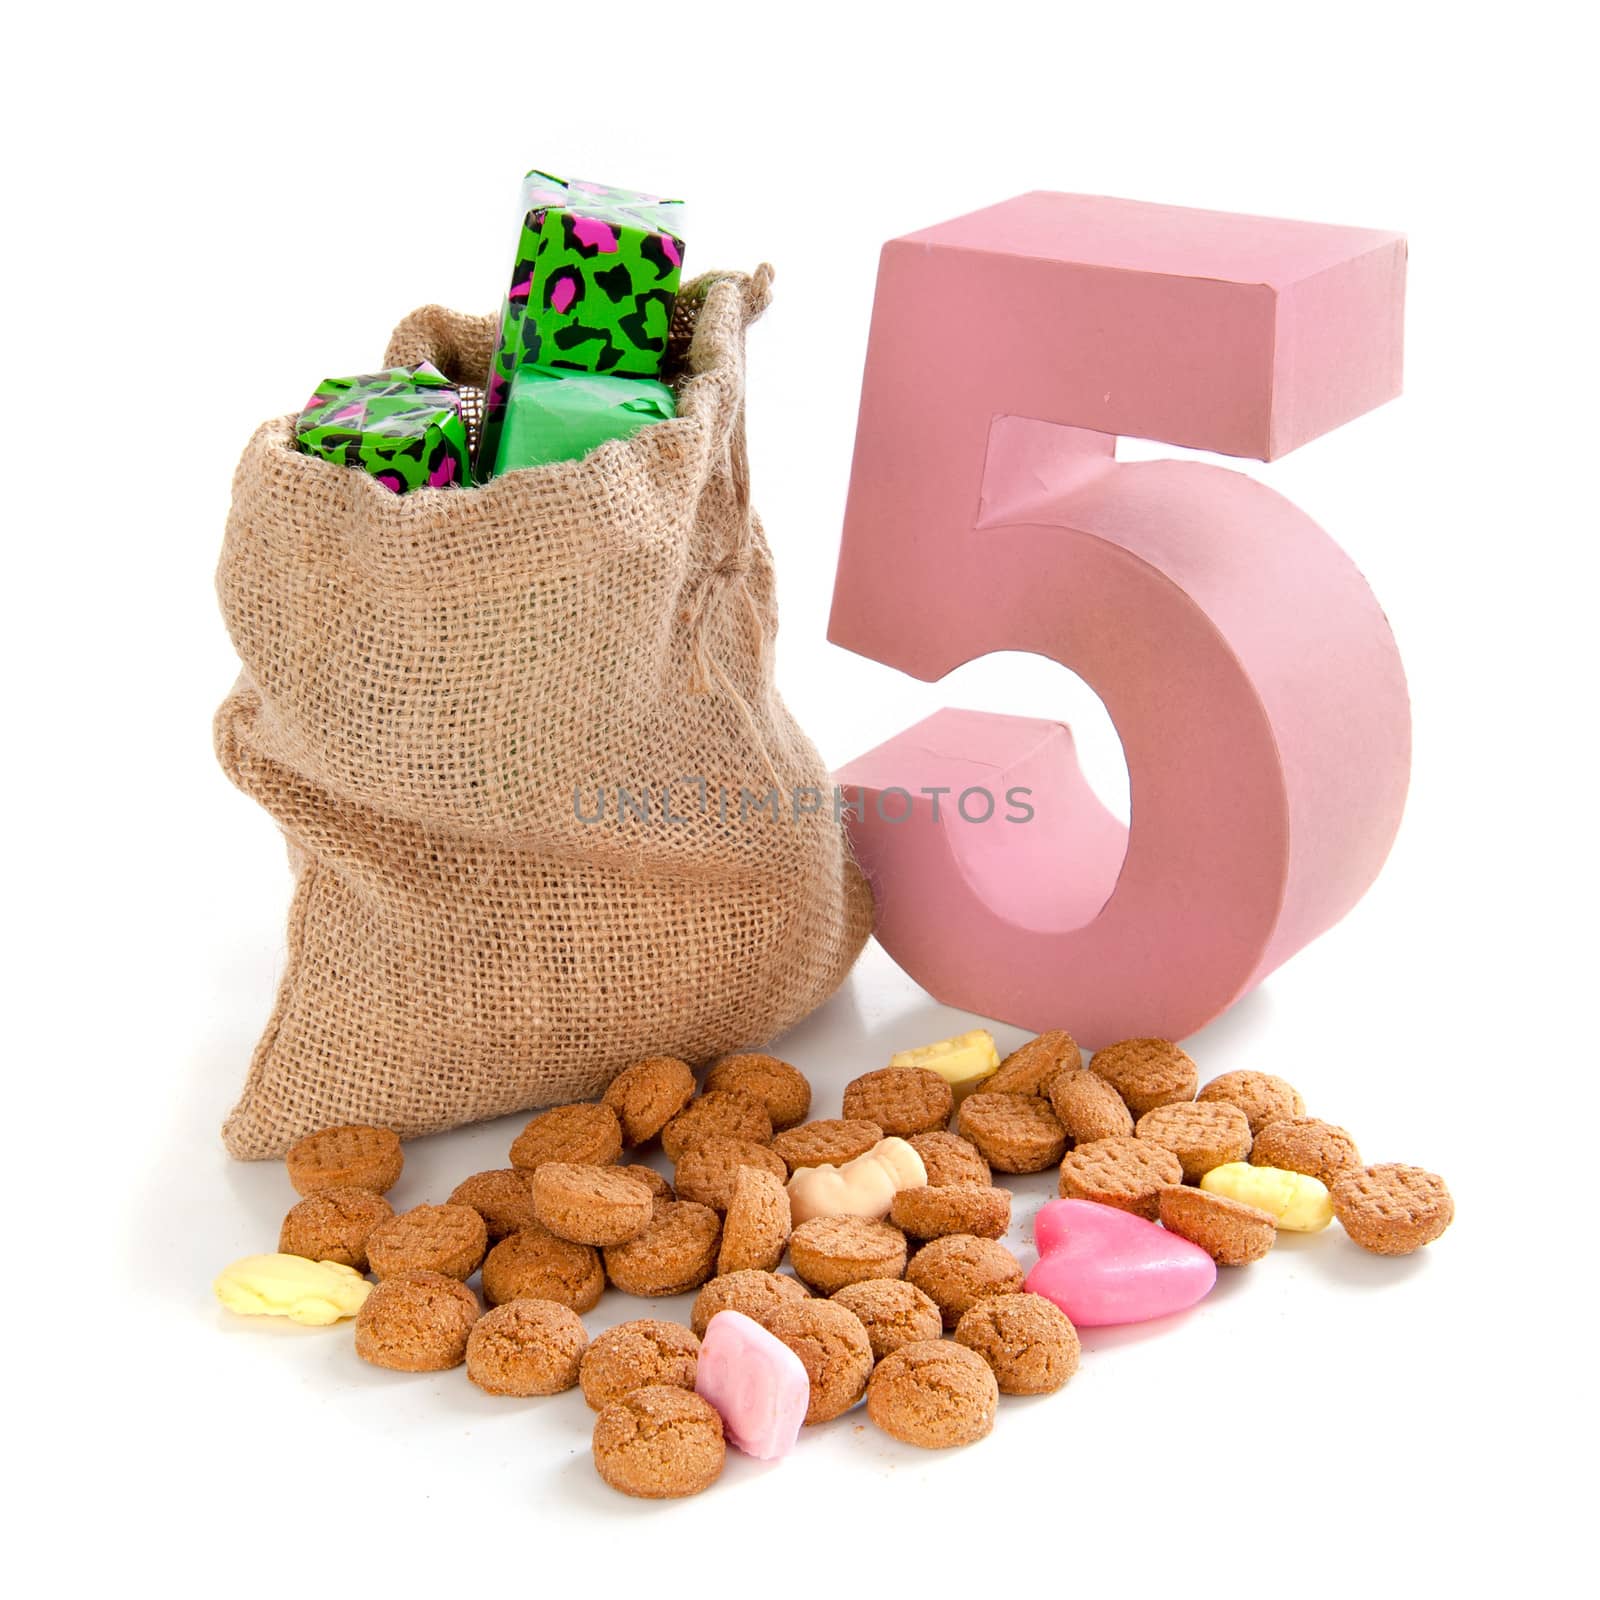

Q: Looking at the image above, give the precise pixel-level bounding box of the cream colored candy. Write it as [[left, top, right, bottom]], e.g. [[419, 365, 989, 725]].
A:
[[1202, 1162, 1333, 1233], [889, 1030, 1000, 1101], [786, 1137, 928, 1225], [213, 1253, 373, 1326]]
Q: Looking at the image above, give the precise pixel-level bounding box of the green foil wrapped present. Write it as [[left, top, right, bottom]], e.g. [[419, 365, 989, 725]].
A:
[[296, 363, 468, 493], [477, 169, 685, 480], [492, 365, 676, 473]]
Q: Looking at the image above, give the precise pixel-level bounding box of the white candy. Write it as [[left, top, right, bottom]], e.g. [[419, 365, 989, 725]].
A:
[[785, 1137, 927, 1224]]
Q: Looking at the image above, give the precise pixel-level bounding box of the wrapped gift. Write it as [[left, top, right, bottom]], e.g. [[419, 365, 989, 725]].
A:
[[477, 169, 685, 478], [296, 363, 468, 493], [492, 365, 676, 473]]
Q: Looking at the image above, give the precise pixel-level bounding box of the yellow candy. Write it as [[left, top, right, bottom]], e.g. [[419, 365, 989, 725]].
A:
[[889, 1029, 1000, 1100], [213, 1253, 372, 1326], [1201, 1163, 1334, 1232]]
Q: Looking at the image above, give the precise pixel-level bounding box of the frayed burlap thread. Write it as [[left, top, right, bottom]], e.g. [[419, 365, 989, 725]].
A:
[[214, 269, 872, 1158]]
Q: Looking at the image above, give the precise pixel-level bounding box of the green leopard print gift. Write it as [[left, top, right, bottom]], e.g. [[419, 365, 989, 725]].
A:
[[476, 169, 686, 481], [511, 169, 685, 374], [296, 363, 468, 493]]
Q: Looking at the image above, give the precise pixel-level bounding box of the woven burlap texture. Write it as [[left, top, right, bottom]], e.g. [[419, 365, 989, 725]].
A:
[[215, 269, 873, 1158]]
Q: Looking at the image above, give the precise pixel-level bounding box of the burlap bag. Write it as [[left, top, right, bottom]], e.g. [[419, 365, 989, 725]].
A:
[[215, 268, 872, 1158]]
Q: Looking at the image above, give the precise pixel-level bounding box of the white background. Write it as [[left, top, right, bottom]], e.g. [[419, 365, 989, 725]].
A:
[[6, 3, 1593, 1591]]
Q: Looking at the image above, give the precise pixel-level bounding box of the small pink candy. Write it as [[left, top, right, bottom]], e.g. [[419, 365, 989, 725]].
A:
[[1026, 1198, 1216, 1327], [695, 1310, 809, 1460]]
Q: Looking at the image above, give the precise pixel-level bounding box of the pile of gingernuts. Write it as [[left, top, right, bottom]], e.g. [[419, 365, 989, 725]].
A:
[[261, 1032, 1452, 1499]]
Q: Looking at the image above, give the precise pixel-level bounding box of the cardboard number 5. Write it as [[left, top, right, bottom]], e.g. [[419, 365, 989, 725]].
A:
[[829, 194, 1411, 1045]]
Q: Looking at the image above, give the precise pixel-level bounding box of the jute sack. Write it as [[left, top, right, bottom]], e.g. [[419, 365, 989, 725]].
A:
[[215, 268, 872, 1158]]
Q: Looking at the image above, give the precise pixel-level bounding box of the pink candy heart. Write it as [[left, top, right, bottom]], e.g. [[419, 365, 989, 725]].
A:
[[695, 1311, 810, 1460], [1026, 1198, 1217, 1327]]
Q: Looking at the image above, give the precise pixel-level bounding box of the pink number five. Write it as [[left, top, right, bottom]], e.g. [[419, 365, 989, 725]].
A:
[[829, 193, 1410, 1046]]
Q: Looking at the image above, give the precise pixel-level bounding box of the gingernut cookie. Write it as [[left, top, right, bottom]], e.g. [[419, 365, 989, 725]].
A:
[[447, 1168, 540, 1240], [593, 1385, 724, 1499], [659, 1091, 774, 1163], [601, 1056, 697, 1146], [1136, 1100, 1253, 1182], [690, 1269, 811, 1338], [958, 1092, 1067, 1174], [621, 1165, 675, 1205], [1046, 1070, 1136, 1144], [763, 1299, 874, 1425], [841, 1067, 954, 1138], [905, 1234, 1025, 1328], [1057, 1135, 1183, 1218], [1157, 1185, 1277, 1266], [830, 1279, 943, 1359], [354, 1270, 479, 1372], [603, 1201, 722, 1296], [529, 1162, 655, 1246], [580, 1319, 700, 1410], [982, 1029, 1082, 1096], [1197, 1069, 1306, 1135], [466, 1298, 588, 1397], [1089, 1038, 1198, 1116], [717, 1167, 791, 1274], [366, 1204, 488, 1282], [1332, 1164, 1454, 1256], [789, 1215, 908, 1293], [703, 1053, 813, 1131], [906, 1129, 992, 1187], [482, 1224, 604, 1312], [672, 1136, 788, 1213], [510, 1103, 623, 1171], [285, 1124, 403, 1197], [954, 1293, 1080, 1396], [772, 1118, 884, 1175], [1252, 1117, 1363, 1186], [889, 1184, 1011, 1242], [866, 1340, 998, 1449], [279, 1187, 394, 1271]]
